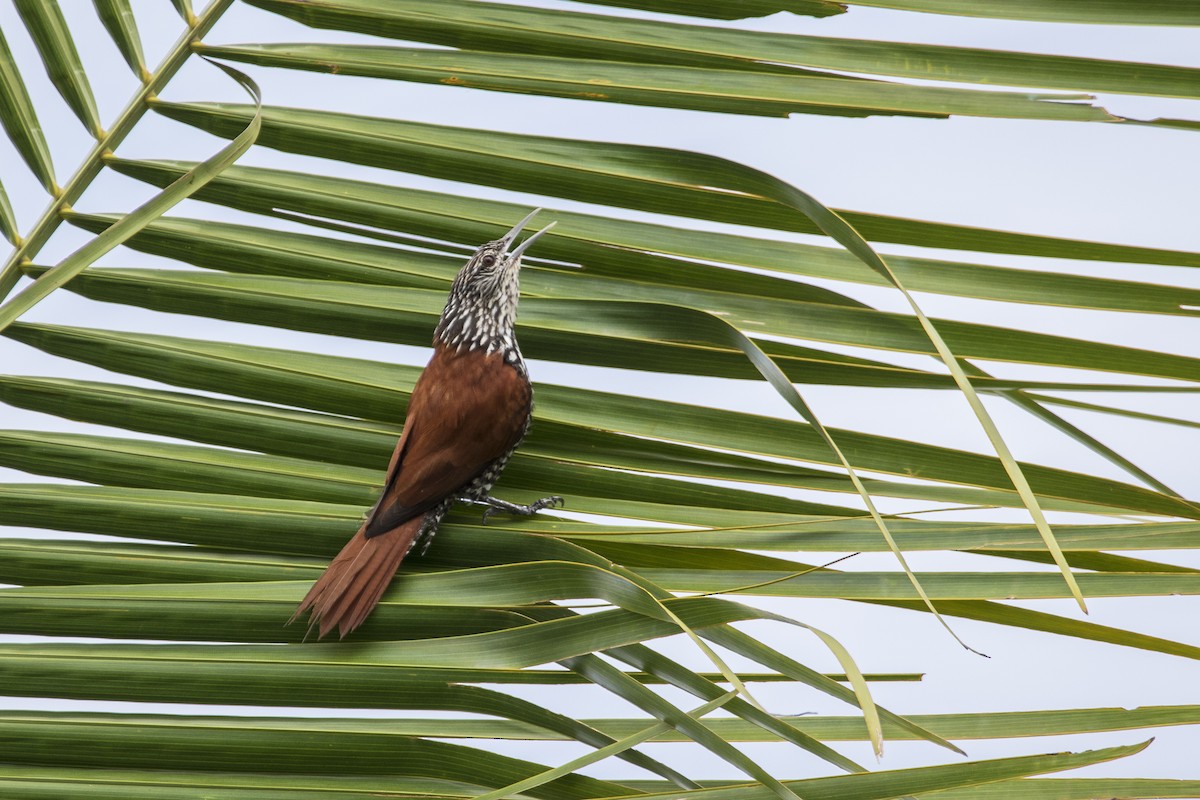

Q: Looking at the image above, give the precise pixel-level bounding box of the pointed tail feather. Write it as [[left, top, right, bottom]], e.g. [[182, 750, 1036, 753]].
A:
[[291, 517, 422, 639]]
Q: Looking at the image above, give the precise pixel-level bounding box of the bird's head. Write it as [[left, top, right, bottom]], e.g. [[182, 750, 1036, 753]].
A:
[[452, 208, 554, 300], [436, 209, 555, 351]]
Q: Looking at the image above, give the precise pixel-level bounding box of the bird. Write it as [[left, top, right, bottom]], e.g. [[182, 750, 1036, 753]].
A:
[[292, 209, 563, 639]]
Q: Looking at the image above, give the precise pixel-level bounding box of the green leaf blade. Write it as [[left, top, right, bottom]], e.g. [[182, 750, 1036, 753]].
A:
[[91, 0, 149, 81], [0, 28, 58, 194], [202, 42, 1113, 122], [12, 0, 103, 137], [242, 0, 1200, 99]]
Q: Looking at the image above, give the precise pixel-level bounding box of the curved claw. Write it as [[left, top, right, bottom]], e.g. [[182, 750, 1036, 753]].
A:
[[481, 506, 497, 525], [533, 495, 564, 512]]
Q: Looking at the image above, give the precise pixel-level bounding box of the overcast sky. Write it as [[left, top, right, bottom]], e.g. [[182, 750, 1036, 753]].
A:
[[1, 0, 1198, 785]]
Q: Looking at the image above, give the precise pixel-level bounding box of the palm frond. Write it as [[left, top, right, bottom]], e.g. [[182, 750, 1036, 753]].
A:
[[0, 0, 1196, 795]]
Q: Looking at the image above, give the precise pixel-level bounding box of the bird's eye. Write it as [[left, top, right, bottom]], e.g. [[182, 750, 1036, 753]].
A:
[[480, 254, 497, 268]]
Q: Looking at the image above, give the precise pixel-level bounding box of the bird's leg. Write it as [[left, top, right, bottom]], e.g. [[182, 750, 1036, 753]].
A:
[[476, 495, 564, 524]]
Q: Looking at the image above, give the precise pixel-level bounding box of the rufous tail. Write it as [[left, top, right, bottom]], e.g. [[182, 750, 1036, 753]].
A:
[[291, 517, 422, 639]]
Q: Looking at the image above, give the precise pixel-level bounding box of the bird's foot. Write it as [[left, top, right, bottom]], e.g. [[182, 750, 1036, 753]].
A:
[[480, 495, 564, 525]]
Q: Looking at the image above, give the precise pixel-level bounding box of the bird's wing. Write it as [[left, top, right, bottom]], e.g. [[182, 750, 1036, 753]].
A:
[[362, 345, 531, 537]]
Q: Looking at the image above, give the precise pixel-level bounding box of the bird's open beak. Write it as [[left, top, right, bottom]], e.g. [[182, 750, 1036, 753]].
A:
[[501, 208, 556, 264]]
